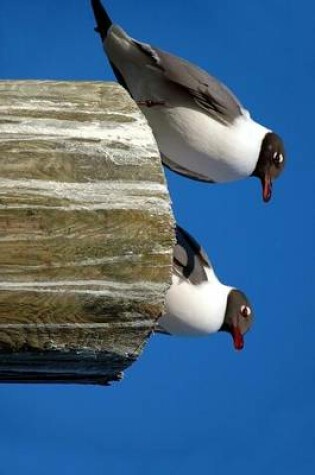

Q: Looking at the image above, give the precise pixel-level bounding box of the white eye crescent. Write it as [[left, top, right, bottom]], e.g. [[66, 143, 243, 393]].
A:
[[240, 305, 251, 318], [273, 152, 284, 165]]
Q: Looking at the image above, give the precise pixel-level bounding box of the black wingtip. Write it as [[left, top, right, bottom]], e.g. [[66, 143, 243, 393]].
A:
[[91, 0, 112, 41]]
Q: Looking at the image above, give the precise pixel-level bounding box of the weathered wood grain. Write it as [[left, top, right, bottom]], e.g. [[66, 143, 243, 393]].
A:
[[0, 80, 174, 385]]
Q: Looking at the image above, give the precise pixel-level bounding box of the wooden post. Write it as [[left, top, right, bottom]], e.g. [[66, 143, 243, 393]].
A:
[[0, 80, 174, 385]]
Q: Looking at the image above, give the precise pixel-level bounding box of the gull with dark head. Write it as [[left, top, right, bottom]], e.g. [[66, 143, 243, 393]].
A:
[[91, 0, 286, 202], [157, 226, 253, 350]]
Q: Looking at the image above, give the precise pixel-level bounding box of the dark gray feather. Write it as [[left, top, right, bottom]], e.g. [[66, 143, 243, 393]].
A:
[[135, 41, 242, 125], [154, 324, 172, 335], [174, 226, 211, 285], [162, 153, 215, 182], [91, 0, 112, 41]]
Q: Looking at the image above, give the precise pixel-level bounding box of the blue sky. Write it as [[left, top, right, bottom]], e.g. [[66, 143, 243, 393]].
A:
[[1, 0, 314, 473]]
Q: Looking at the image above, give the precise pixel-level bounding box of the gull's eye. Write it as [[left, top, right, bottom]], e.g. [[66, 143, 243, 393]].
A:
[[240, 305, 251, 318], [272, 152, 284, 167]]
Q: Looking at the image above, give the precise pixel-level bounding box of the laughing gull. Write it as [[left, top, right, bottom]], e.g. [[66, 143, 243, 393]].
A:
[[91, 0, 286, 202], [157, 226, 253, 350]]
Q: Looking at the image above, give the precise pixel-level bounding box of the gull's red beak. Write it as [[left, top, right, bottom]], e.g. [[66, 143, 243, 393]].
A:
[[231, 326, 244, 351], [262, 175, 272, 203]]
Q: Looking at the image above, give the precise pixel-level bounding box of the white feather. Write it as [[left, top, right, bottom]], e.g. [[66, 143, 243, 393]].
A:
[[159, 267, 233, 336], [140, 106, 270, 182]]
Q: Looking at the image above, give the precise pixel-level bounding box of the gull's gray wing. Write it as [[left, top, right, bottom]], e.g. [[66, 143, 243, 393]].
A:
[[174, 225, 211, 285], [154, 325, 172, 335], [162, 153, 216, 182], [135, 41, 243, 125]]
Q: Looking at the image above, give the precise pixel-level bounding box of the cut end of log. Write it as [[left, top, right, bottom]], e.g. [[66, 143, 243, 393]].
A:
[[0, 80, 175, 385]]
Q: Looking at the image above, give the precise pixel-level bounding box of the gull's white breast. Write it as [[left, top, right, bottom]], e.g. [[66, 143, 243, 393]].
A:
[[159, 268, 232, 336], [141, 105, 269, 182]]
